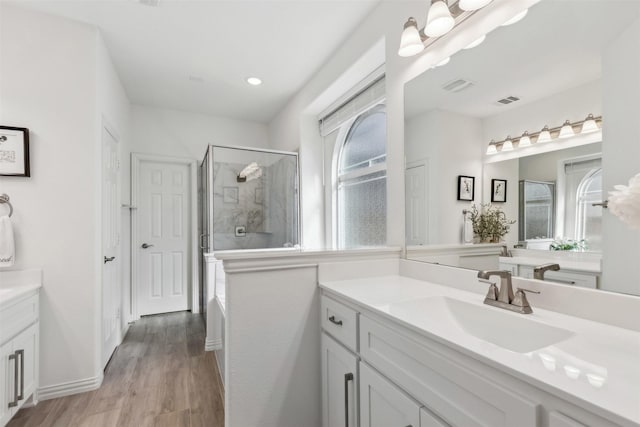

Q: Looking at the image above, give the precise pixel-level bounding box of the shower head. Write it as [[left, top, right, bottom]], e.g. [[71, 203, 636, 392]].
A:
[[237, 162, 263, 182]]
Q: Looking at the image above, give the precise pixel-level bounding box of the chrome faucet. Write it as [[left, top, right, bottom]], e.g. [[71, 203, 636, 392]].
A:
[[477, 270, 539, 314], [534, 263, 560, 280]]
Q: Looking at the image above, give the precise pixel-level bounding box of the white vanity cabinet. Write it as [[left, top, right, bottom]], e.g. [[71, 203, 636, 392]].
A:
[[499, 260, 599, 289], [321, 332, 358, 427], [0, 291, 40, 426]]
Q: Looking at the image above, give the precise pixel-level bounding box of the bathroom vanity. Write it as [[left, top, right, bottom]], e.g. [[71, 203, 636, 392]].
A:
[[319, 265, 639, 427], [0, 269, 41, 426]]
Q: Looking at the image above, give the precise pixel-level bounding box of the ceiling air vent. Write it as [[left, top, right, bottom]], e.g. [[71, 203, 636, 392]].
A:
[[442, 78, 475, 93], [496, 96, 520, 105], [137, 0, 160, 6]]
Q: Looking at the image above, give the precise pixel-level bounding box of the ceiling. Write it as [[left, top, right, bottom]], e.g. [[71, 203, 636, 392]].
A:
[[11, 0, 380, 123], [405, 0, 640, 120]]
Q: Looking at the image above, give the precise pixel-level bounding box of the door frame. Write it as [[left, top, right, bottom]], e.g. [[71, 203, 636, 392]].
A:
[[131, 153, 199, 320]]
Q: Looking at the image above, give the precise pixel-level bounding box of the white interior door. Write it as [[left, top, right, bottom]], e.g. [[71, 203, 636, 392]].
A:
[[405, 163, 427, 246], [102, 126, 121, 368], [137, 160, 191, 316]]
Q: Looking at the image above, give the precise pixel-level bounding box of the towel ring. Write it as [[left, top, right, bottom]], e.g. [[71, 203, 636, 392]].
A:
[[0, 194, 13, 217]]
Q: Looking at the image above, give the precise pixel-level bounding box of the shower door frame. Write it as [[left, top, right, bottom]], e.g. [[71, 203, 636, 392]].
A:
[[207, 144, 301, 252]]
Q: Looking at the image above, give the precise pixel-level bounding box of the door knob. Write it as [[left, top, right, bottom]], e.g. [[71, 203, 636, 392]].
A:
[[141, 243, 154, 249], [104, 256, 115, 264]]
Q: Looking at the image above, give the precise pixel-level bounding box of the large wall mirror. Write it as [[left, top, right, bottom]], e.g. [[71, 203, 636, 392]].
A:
[[404, 0, 640, 296]]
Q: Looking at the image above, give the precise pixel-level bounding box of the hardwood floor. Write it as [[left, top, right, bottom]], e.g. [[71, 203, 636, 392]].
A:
[[8, 312, 224, 427]]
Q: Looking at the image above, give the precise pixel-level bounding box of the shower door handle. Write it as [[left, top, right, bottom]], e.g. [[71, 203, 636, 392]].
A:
[[199, 234, 209, 250]]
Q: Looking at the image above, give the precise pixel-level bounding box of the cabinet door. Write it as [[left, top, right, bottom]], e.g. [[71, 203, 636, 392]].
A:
[[360, 362, 420, 427], [11, 323, 38, 405], [0, 340, 16, 426], [548, 411, 587, 427], [322, 333, 358, 427]]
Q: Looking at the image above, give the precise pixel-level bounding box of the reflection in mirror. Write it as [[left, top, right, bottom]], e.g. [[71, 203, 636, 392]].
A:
[[404, 0, 640, 295]]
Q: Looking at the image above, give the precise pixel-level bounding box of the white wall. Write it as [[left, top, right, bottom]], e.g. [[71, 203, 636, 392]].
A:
[[602, 16, 640, 295], [482, 159, 519, 246], [405, 110, 484, 245], [0, 4, 102, 391], [130, 105, 269, 163]]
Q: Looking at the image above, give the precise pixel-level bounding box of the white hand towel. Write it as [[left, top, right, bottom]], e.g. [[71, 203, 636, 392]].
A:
[[0, 215, 15, 268]]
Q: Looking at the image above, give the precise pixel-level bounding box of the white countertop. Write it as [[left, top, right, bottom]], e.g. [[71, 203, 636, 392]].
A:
[[320, 275, 640, 426], [0, 269, 42, 309], [500, 255, 601, 273]]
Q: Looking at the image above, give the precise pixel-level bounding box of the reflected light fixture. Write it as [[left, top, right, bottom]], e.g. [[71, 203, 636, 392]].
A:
[[486, 140, 498, 154], [398, 18, 425, 57], [581, 113, 599, 133], [433, 56, 451, 68], [398, 0, 493, 57], [459, 0, 492, 11], [537, 125, 552, 143], [463, 34, 486, 50], [518, 131, 532, 147], [558, 120, 575, 139], [425, 0, 455, 37], [501, 136, 513, 151], [502, 9, 528, 26], [247, 77, 262, 86]]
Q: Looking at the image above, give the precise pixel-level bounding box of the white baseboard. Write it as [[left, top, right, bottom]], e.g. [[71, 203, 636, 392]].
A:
[[37, 373, 104, 401], [205, 337, 222, 351]]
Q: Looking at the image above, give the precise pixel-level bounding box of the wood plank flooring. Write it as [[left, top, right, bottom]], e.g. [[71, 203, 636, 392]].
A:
[[8, 312, 224, 427]]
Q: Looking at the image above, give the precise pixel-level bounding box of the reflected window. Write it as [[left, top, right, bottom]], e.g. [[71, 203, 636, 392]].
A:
[[519, 180, 555, 241], [336, 104, 387, 249], [576, 168, 602, 250]]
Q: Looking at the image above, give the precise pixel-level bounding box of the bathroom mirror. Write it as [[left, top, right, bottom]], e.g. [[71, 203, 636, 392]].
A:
[[403, 0, 640, 295]]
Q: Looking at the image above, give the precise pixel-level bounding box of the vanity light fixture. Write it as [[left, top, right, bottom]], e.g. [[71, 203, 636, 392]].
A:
[[246, 77, 262, 86], [501, 9, 528, 26], [434, 56, 451, 68], [425, 0, 456, 37], [537, 125, 552, 143], [581, 113, 599, 134], [518, 131, 532, 147], [485, 115, 602, 155], [463, 34, 486, 50], [501, 136, 514, 151], [558, 120, 575, 139], [398, 0, 496, 58]]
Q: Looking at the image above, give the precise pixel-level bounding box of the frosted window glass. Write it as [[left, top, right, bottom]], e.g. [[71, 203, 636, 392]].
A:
[[576, 168, 602, 250], [339, 105, 386, 174]]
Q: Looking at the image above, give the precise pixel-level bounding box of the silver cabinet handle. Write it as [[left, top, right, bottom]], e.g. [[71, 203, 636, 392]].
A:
[[8, 353, 17, 408], [548, 278, 576, 285], [344, 372, 354, 427], [16, 349, 24, 400], [104, 256, 116, 264], [329, 316, 343, 326], [141, 243, 154, 249]]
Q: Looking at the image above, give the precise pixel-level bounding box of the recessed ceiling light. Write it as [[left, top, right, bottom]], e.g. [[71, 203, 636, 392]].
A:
[[247, 77, 262, 86]]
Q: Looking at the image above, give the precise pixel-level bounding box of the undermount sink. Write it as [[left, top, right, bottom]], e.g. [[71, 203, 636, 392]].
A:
[[389, 296, 574, 353]]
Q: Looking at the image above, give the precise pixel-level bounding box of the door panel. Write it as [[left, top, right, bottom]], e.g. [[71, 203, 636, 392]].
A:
[[405, 163, 427, 246], [322, 333, 358, 427], [138, 160, 191, 315]]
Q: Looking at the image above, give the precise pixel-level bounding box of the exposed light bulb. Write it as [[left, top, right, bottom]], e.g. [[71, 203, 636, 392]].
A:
[[459, 0, 492, 11], [558, 120, 575, 139], [519, 131, 531, 147], [425, 0, 455, 37], [463, 34, 486, 50], [502, 9, 528, 26], [501, 136, 513, 151], [398, 17, 424, 57], [581, 114, 599, 134], [247, 77, 262, 86], [537, 126, 552, 143], [486, 141, 497, 154]]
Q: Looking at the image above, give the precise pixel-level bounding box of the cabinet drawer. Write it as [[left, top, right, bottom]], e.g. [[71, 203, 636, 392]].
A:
[[360, 315, 539, 427], [543, 271, 597, 289], [321, 295, 358, 352], [0, 294, 39, 345]]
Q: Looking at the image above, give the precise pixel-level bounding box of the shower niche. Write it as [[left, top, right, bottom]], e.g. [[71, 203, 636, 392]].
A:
[[199, 145, 299, 252]]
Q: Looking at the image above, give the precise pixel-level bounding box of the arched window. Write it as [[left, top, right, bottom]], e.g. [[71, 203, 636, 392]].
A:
[[575, 167, 602, 250], [336, 104, 387, 249]]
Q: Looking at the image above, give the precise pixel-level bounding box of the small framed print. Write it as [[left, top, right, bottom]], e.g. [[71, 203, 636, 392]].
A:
[[0, 126, 30, 177], [457, 175, 475, 201], [223, 186, 239, 204], [491, 179, 507, 203]]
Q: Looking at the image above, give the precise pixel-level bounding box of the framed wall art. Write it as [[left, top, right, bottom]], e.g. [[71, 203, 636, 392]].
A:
[[491, 179, 507, 203], [457, 175, 475, 201], [0, 126, 30, 177]]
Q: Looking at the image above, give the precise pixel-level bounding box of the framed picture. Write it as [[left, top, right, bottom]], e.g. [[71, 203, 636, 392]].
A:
[[491, 179, 507, 203], [0, 126, 30, 177], [457, 175, 475, 201], [223, 186, 239, 204]]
